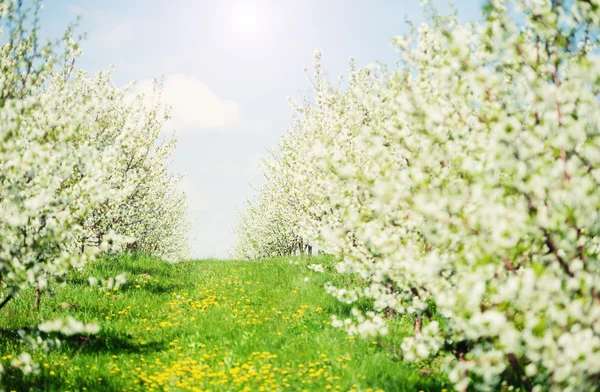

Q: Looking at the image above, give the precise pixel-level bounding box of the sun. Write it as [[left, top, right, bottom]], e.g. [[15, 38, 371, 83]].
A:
[[229, 3, 264, 40]]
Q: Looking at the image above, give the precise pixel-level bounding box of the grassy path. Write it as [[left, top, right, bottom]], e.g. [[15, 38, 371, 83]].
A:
[[0, 255, 448, 391]]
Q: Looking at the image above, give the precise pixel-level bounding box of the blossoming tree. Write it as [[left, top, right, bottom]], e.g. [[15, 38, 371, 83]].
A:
[[235, 0, 600, 390], [0, 0, 190, 380]]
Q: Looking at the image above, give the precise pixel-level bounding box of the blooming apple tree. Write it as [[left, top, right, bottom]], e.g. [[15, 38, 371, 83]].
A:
[[235, 0, 600, 390], [0, 0, 190, 381]]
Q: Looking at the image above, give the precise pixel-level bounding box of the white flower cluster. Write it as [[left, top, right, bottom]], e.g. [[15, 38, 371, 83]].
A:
[[38, 317, 100, 336], [88, 273, 127, 291], [307, 264, 324, 273], [9, 352, 38, 376], [235, 1, 600, 390], [331, 310, 389, 339]]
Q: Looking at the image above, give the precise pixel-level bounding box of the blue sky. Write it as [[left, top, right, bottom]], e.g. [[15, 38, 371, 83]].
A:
[[42, 0, 484, 258]]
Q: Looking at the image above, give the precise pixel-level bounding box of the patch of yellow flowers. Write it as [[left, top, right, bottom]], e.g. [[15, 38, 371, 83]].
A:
[[112, 349, 363, 391], [93, 271, 384, 391]]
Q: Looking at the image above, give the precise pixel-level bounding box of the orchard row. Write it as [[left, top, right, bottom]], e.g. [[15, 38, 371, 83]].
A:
[[234, 1, 600, 390], [0, 0, 190, 381]]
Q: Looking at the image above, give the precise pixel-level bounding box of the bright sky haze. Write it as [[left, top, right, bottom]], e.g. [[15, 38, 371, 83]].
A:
[[43, 0, 484, 258]]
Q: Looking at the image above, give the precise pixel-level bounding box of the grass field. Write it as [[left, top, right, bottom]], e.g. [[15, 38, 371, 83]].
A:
[[0, 254, 449, 391]]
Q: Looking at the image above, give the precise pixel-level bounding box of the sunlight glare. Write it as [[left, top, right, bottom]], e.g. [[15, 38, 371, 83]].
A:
[[230, 3, 264, 40]]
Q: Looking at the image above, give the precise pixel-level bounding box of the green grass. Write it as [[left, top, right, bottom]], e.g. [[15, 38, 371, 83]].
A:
[[0, 254, 449, 391]]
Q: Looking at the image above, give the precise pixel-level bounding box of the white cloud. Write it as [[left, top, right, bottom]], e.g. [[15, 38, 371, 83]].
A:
[[132, 74, 240, 132]]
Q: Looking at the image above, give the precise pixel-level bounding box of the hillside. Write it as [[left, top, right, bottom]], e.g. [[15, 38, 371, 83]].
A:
[[0, 255, 448, 392]]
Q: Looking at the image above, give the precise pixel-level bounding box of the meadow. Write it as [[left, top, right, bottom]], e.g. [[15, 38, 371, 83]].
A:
[[0, 254, 449, 392]]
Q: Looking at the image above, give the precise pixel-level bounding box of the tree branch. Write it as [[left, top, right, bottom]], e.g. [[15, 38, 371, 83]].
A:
[[508, 353, 533, 392], [0, 294, 14, 311]]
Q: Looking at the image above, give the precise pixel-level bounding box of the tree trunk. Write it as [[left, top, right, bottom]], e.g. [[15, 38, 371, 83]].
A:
[[384, 307, 396, 319], [414, 314, 422, 335], [384, 282, 396, 318], [35, 284, 42, 311]]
